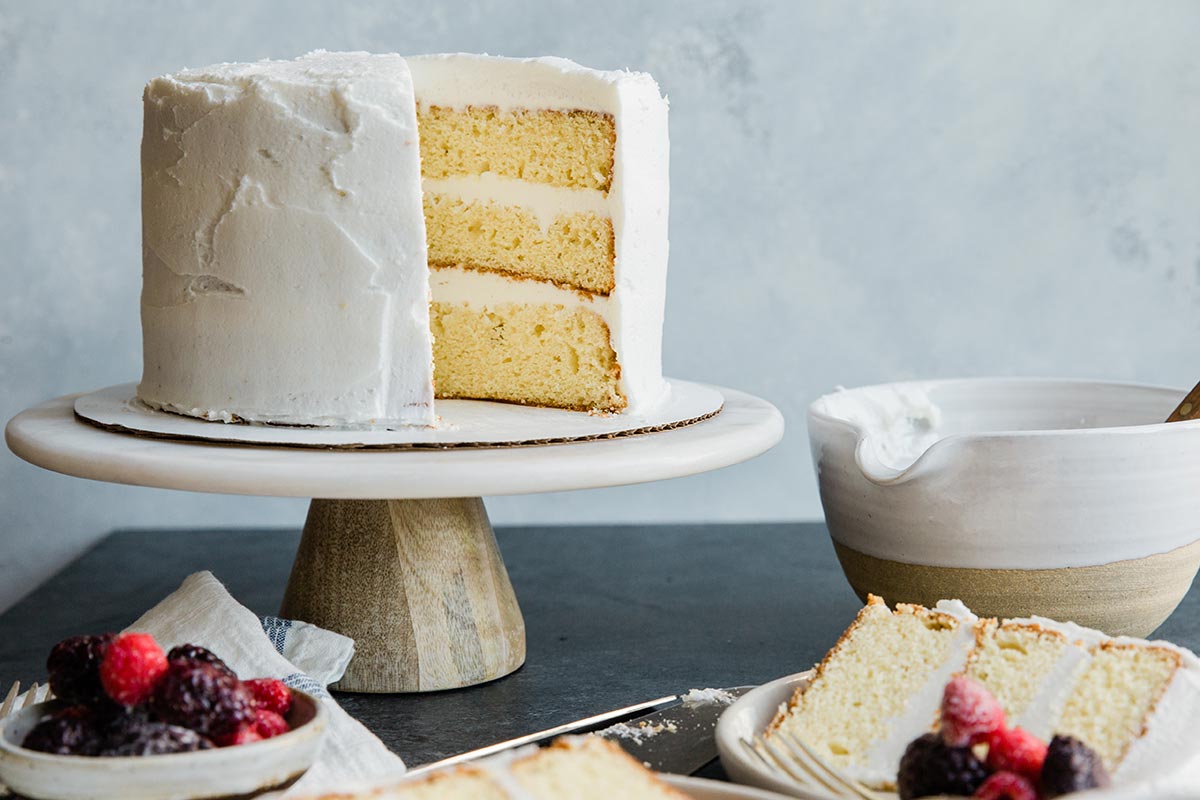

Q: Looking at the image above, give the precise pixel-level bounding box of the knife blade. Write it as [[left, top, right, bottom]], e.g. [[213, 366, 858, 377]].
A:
[[405, 686, 752, 779], [596, 686, 753, 775], [405, 693, 679, 778]]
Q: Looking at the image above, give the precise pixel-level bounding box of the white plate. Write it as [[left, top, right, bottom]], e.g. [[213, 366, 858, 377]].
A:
[[662, 774, 798, 799], [74, 380, 723, 448], [714, 673, 1189, 800], [0, 692, 327, 800], [715, 671, 876, 800]]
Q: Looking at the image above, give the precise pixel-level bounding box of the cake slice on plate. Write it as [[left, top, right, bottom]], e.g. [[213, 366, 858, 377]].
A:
[[764, 595, 1200, 791], [765, 594, 979, 788], [303, 735, 688, 798]]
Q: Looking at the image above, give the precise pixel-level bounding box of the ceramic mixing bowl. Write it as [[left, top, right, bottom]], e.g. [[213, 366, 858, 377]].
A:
[[808, 378, 1200, 636]]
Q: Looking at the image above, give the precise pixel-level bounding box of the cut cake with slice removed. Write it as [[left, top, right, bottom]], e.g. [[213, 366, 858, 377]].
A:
[[300, 735, 688, 799], [764, 595, 1200, 791], [138, 52, 670, 427]]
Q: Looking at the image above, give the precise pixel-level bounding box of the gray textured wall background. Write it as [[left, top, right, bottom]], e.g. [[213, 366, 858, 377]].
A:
[[3, 1, 1200, 612]]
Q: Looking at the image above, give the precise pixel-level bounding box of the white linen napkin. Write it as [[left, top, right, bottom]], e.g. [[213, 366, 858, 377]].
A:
[[125, 571, 406, 793]]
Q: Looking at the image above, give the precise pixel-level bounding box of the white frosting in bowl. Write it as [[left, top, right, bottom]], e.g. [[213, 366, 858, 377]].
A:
[[810, 384, 944, 476]]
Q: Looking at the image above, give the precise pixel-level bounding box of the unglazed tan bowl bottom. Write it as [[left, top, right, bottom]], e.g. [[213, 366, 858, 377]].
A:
[[833, 539, 1200, 637]]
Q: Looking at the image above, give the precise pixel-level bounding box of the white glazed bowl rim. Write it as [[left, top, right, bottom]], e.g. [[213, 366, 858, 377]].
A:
[[809, 376, 1195, 438], [810, 377, 1198, 483]]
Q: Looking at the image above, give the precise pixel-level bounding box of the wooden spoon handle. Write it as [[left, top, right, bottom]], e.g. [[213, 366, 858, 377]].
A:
[[1166, 381, 1200, 422]]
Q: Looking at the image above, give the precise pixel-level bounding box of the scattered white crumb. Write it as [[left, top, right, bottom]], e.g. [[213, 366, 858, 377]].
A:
[[680, 688, 736, 707], [599, 719, 679, 744]]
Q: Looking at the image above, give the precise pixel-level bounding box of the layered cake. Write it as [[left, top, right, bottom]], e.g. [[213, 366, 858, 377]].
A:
[[306, 736, 687, 798], [139, 52, 669, 427], [765, 595, 1200, 790]]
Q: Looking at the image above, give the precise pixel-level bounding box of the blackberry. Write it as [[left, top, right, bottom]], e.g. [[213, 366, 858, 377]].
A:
[[21, 706, 103, 756], [166, 643, 237, 679], [101, 720, 213, 756], [150, 661, 251, 740], [1041, 735, 1111, 797], [897, 732, 988, 800], [46, 633, 116, 704]]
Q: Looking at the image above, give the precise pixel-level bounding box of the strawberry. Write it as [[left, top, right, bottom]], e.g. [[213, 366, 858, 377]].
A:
[[974, 770, 1038, 800], [99, 633, 168, 707], [987, 726, 1048, 779], [941, 675, 1006, 747]]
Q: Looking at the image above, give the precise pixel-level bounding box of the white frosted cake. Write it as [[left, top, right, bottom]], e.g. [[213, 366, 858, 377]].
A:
[[139, 51, 669, 427]]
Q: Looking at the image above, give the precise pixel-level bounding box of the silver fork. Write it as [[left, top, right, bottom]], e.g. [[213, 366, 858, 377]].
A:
[[0, 681, 52, 720], [740, 730, 890, 800]]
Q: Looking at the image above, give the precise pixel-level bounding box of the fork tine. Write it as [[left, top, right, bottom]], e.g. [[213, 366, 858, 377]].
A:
[[739, 735, 783, 774], [758, 733, 848, 796], [781, 730, 884, 800], [21, 683, 41, 709], [0, 682, 20, 719]]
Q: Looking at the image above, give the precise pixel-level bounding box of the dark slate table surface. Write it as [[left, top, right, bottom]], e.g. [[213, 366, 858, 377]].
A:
[[2, 523, 1199, 777]]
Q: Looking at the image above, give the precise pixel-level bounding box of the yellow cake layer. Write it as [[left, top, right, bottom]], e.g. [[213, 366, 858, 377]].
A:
[[424, 194, 615, 294], [430, 301, 624, 412], [968, 622, 1070, 724], [418, 105, 616, 192], [1057, 643, 1179, 769], [510, 737, 687, 797], [389, 768, 509, 799]]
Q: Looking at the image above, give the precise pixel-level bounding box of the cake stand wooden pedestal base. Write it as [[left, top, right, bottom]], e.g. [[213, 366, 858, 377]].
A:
[[6, 383, 782, 694], [281, 498, 524, 692]]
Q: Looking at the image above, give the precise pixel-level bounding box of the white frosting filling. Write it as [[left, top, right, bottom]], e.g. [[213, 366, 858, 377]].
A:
[[1011, 637, 1092, 741], [852, 601, 979, 786], [430, 265, 605, 310], [423, 174, 609, 233]]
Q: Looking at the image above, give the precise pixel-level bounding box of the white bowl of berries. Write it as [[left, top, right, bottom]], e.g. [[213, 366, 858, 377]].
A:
[[0, 632, 328, 800]]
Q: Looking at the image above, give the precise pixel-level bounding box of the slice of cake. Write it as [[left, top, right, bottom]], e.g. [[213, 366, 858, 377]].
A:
[[302, 736, 688, 798], [138, 52, 669, 427], [765, 595, 979, 788], [965, 620, 1091, 741], [765, 596, 1200, 791]]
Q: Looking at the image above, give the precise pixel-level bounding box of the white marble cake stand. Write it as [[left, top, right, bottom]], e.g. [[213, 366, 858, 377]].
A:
[[5, 383, 783, 693]]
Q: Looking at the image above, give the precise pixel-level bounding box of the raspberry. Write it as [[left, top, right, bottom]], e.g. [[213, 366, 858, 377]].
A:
[[47, 633, 116, 704], [150, 660, 252, 740], [218, 723, 263, 746], [101, 720, 214, 756], [940, 675, 1006, 747], [987, 726, 1048, 778], [166, 644, 237, 679], [100, 632, 169, 707], [897, 732, 988, 800], [973, 770, 1038, 800], [21, 706, 103, 755], [244, 678, 293, 716], [1040, 735, 1111, 797], [253, 708, 290, 739]]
